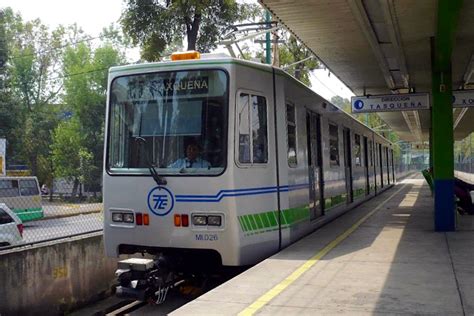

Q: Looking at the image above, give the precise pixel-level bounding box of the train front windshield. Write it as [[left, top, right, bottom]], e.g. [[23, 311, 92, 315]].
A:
[[108, 69, 228, 175]]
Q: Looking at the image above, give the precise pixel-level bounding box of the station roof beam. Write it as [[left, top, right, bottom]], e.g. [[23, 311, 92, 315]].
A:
[[259, 0, 474, 142]]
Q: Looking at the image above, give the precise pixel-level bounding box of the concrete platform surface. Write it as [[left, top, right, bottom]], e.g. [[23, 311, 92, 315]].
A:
[[171, 174, 474, 315]]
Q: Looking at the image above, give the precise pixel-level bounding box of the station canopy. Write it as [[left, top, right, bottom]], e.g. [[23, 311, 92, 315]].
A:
[[259, 0, 474, 142]]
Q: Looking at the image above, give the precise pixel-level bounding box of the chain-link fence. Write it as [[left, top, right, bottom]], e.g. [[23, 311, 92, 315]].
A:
[[0, 159, 469, 252], [0, 177, 102, 250], [455, 132, 474, 183]]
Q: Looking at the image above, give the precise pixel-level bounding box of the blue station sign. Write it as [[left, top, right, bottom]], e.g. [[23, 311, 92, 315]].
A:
[[453, 90, 474, 108], [351, 93, 430, 113]]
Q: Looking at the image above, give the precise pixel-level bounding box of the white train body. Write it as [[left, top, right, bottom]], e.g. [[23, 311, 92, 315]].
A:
[[103, 55, 395, 268]]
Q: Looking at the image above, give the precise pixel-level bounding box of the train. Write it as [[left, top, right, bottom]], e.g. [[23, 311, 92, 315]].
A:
[[103, 51, 395, 302]]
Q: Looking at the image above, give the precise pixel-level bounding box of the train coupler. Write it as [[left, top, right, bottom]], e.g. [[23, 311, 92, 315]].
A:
[[114, 257, 179, 304]]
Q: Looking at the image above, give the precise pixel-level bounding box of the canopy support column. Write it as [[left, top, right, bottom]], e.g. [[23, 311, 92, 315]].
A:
[[431, 0, 463, 231]]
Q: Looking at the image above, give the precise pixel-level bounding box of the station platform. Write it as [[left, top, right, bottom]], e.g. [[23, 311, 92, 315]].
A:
[[172, 174, 474, 315]]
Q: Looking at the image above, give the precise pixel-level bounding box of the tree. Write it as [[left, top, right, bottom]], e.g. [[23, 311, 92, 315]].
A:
[[1, 8, 128, 190], [51, 119, 83, 198], [331, 95, 351, 113], [58, 40, 124, 195], [331, 95, 387, 130], [121, 0, 259, 61], [279, 35, 319, 86], [0, 9, 22, 164], [2, 8, 72, 178]]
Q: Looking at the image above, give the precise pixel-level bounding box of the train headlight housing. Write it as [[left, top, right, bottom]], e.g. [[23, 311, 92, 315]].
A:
[[207, 215, 222, 226], [123, 213, 134, 223], [192, 215, 207, 226], [112, 212, 124, 222]]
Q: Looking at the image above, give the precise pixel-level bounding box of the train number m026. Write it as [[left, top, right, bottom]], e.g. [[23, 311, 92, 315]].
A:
[[195, 234, 218, 241]]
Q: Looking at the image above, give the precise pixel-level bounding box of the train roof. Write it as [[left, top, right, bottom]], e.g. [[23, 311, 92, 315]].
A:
[[109, 54, 392, 145]]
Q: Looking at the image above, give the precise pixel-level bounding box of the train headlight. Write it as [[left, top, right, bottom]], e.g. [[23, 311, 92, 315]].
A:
[[207, 215, 222, 226], [123, 213, 134, 223], [192, 215, 207, 226], [112, 212, 124, 222]]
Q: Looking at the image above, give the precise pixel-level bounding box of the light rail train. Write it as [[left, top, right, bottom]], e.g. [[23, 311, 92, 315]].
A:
[[103, 51, 395, 301]]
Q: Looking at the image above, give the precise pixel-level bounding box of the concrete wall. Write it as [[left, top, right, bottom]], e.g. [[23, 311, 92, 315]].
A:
[[0, 233, 117, 315]]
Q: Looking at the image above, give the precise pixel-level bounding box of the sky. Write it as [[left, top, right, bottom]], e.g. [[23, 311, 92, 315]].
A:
[[2, 0, 354, 101]]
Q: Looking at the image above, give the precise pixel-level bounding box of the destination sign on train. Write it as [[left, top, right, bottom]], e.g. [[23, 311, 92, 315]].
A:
[[127, 76, 209, 100], [351, 93, 430, 113]]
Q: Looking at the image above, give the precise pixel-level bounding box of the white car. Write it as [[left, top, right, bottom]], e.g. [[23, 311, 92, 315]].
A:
[[0, 203, 23, 248]]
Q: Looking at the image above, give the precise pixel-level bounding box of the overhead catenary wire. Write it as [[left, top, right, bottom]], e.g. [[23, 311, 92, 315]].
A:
[[309, 70, 341, 98], [10, 31, 121, 61]]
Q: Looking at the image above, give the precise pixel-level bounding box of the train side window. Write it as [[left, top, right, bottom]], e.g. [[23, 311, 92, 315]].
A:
[[238, 93, 268, 164], [238, 94, 251, 163], [329, 123, 339, 166], [286, 103, 297, 167], [354, 134, 362, 166], [369, 141, 374, 166]]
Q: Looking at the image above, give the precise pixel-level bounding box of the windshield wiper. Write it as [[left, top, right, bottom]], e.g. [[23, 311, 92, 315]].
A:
[[135, 109, 167, 186], [134, 136, 167, 186], [148, 163, 167, 185]]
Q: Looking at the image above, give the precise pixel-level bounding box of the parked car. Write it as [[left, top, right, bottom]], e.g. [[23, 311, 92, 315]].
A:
[[0, 203, 23, 248]]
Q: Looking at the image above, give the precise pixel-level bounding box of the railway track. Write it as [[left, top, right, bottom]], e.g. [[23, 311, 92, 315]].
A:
[[74, 269, 246, 316], [90, 292, 193, 316], [103, 300, 147, 316]]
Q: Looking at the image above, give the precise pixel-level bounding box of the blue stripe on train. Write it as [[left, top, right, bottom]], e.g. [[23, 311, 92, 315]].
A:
[[175, 183, 309, 202]]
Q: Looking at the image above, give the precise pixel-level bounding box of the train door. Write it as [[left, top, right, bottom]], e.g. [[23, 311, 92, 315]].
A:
[[390, 149, 397, 184], [363, 136, 369, 195], [306, 111, 323, 220], [378, 143, 384, 188], [343, 128, 353, 203], [385, 147, 390, 185], [372, 140, 377, 194]]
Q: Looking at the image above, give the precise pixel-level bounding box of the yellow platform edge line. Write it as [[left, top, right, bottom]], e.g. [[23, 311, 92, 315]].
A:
[[238, 183, 408, 316]]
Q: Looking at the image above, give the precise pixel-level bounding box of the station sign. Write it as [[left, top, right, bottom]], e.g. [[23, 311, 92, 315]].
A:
[[453, 90, 474, 108], [351, 93, 430, 113]]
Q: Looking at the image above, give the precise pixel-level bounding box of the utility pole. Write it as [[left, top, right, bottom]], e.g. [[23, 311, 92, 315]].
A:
[[265, 11, 271, 65], [272, 30, 280, 67]]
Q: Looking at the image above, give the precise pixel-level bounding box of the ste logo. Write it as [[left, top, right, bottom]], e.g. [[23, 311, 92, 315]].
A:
[[147, 186, 175, 216], [354, 100, 364, 110]]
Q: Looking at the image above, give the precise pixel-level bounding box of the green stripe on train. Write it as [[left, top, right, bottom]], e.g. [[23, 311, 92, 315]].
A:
[[13, 207, 44, 222], [353, 188, 366, 199], [238, 191, 370, 235], [325, 194, 347, 211], [238, 206, 310, 235]]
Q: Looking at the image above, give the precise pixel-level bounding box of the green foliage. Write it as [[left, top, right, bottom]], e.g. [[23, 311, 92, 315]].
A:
[[51, 119, 83, 180], [1, 8, 69, 180], [279, 36, 319, 86], [454, 132, 474, 163], [50, 117, 100, 196], [78, 148, 97, 187], [0, 9, 18, 150], [56, 41, 123, 193], [331, 95, 351, 112], [1, 7, 126, 191], [121, 0, 259, 61]]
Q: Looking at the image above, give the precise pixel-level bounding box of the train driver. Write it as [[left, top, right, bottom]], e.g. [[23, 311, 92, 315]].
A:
[[168, 141, 211, 169]]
